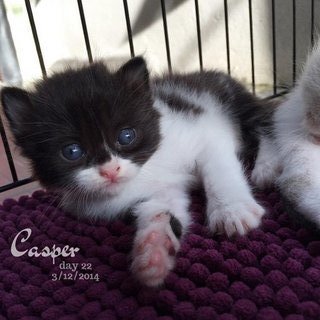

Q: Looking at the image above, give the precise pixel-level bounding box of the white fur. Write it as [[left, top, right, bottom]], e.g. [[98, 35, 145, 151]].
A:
[[252, 42, 320, 227], [74, 86, 264, 231], [71, 84, 265, 286], [76, 156, 139, 197], [251, 135, 281, 188]]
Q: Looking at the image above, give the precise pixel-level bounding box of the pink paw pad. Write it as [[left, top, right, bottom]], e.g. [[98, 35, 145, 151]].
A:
[[131, 214, 180, 287]]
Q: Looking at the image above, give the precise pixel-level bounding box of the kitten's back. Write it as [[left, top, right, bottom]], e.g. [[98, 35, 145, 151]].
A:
[[153, 71, 273, 158]]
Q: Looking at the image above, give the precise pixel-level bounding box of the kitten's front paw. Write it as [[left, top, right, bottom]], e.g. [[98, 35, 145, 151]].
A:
[[251, 162, 279, 189], [131, 213, 180, 287], [208, 201, 265, 237], [278, 175, 320, 228]]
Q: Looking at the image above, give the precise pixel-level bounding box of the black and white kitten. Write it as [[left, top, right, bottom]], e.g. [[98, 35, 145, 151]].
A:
[[252, 42, 320, 228], [1, 57, 267, 286]]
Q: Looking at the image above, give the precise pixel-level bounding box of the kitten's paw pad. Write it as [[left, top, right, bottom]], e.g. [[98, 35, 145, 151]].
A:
[[208, 201, 265, 237], [251, 162, 278, 188], [131, 213, 180, 287]]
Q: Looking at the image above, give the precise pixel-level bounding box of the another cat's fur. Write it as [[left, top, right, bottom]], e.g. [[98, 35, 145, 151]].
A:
[[252, 43, 320, 228], [1, 57, 267, 286]]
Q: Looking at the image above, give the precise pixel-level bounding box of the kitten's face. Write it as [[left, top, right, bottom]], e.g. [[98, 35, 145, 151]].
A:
[[1, 57, 160, 203]]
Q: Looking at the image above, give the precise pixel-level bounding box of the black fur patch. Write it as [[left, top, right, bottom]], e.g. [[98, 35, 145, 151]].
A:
[[156, 91, 203, 115], [1, 58, 161, 190], [169, 214, 182, 239]]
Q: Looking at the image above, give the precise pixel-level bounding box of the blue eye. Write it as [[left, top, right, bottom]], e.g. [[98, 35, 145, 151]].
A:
[[62, 144, 84, 161], [118, 128, 136, 146]]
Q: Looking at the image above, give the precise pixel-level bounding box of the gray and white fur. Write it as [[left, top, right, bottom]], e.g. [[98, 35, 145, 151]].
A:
[[252, 42, 320, 228]]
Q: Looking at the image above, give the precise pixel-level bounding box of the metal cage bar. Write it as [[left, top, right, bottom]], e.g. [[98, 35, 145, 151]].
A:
[[160, 0, 172, 73], [311, 0, 315, 47], [292, 0, 296, 84], [0, 117, 18, 183], [248, 0, 255, 94], [123, 0, 135, 58], [194, 0, 203, 71], [77, 0, 93, 63], [224, 0, 231, 75], [24, 0, 46, 77], [271, 0, 277, 95], [0, 178, 33, 194]]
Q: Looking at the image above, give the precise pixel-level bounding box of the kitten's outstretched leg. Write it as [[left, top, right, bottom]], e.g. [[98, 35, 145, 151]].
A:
[[251, 135, 281, 188], [131, 212, 181, 286], [131, 189, 190, 287], [200, 143, 265, 236]]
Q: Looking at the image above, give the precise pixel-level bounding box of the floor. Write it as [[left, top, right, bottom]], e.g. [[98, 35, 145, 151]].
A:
[[0, 132, 39, 202]]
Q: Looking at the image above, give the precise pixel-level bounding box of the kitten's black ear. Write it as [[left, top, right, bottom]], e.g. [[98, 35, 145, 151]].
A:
[[1, 87, 33, 137], [117, 56, 149, 90]]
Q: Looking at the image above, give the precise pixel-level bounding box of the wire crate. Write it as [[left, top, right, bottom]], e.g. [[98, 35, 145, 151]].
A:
[[0, 0, 317, 194]]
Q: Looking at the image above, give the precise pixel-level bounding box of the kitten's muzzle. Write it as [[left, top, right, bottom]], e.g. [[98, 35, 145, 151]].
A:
[[99, 166, 121, 183]]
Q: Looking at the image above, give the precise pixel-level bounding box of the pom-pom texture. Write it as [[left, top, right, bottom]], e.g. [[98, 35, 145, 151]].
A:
[[0, 189, 319, 319]]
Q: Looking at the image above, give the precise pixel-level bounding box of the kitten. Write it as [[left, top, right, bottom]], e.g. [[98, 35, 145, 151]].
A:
[[251, 43, 320, 228], [1, 57, 267, 286]]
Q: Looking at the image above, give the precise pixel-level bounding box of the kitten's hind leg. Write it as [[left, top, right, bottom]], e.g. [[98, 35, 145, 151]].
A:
[[199, 143, 265, 237], [251, 135, 281, 188], [131, 189, 190, 287]]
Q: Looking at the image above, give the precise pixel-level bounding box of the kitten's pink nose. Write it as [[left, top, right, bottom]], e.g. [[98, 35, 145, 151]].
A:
[[99, 166, 120, 183]]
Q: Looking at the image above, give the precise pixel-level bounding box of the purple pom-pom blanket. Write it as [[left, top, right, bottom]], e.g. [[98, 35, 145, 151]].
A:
[[0, 189, 319, 320]]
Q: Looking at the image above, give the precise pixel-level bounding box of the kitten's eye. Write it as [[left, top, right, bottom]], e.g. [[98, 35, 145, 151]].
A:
[[118, 128, 136, 146], [61, 144, 84, 161]]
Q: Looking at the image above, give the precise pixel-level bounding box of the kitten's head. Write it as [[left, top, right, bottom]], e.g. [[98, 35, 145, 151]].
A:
[[1, 57, 160, 209]]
